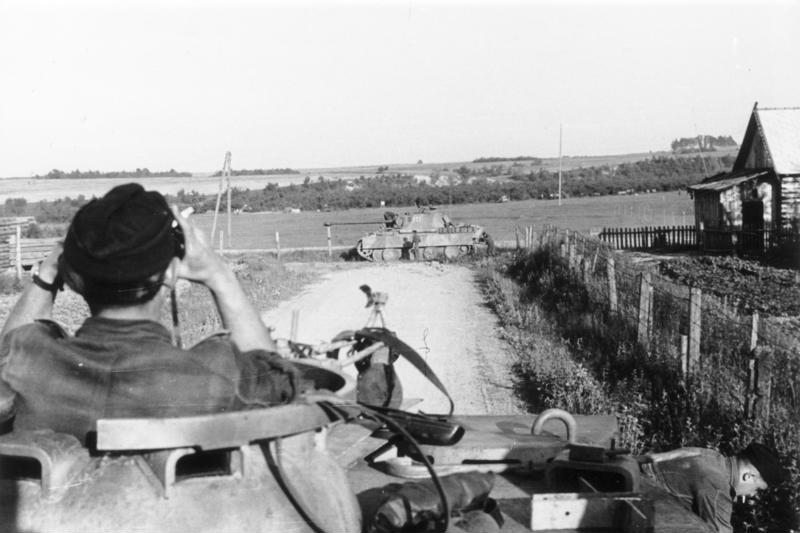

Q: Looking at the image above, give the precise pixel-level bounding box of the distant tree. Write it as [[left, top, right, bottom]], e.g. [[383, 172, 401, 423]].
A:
[[473, 156, 542, 164], [671, 135, 737, 153], [39, 168, 190, 179], [3, 198, 27, 216]]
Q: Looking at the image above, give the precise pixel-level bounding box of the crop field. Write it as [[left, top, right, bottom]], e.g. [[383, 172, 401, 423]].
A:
[[189, 191, 694, 250]]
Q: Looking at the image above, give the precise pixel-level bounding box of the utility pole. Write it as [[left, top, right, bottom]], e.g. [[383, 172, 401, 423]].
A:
[[227, 155, 232, 247], [558, 124, 563, 207], [211, 151, 232, 247]]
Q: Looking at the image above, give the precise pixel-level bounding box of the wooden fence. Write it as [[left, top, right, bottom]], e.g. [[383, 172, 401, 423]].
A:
[[598, 222, 800, 256], [598, 225, 696, 251], [700, 227, 799, 255], [516, 224, 799, 424], [1, 234, 60, 273], [0, 218, 37, 271]]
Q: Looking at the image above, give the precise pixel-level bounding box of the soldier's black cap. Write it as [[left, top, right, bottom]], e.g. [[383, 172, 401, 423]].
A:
[[742, 442, 787, 486], [63, 183, 177, 284]]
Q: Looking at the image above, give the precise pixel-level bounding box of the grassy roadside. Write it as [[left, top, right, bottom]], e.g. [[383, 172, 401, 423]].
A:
[[0, 255, 322, 346], [473, 255, 646, 451], [473, 250, 799, 533], [171, 254, 323, 347]]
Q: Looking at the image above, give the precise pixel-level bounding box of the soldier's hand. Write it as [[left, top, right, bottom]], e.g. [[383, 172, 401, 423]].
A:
[[38, 242, 63, 284], [170, 206, 228, 287]]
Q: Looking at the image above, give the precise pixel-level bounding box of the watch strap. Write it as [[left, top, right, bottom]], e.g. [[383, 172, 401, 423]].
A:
[[32, 273, 62, 295]]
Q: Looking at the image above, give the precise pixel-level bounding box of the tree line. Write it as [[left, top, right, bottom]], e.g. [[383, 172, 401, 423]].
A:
[[211, 168, 300, 177], [2, 154, 733, 224], [154, 153, 735, 213], [671, 135, 737, 153], [36, 168, 192, 179], [472, 156, 543, 164]]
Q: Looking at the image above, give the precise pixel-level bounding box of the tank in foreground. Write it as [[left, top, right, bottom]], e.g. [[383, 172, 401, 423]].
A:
[[0, 362, 362, 533]]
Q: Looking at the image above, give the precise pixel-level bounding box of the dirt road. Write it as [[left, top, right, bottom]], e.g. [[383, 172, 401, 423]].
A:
[[261, 262, 524, 416]]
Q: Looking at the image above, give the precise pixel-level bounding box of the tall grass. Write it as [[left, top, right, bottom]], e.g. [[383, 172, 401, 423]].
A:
[[176, 254, 317, 346], [476, 248, 799, 532]]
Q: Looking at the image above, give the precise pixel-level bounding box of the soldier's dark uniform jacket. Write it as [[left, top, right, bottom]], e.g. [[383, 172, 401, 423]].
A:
[[641, 447, 735, 533], [0, 318, 296, 445]]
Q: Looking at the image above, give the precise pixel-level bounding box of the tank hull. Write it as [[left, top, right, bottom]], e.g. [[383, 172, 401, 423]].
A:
[[0, 431, 360, 533], [356, 211, 489, 261], [0, 363, 361, 533]]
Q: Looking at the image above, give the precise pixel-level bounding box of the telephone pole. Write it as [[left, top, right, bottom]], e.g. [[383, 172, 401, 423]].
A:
[[558, 124, 563, 207], [211, 151, 232, 247]]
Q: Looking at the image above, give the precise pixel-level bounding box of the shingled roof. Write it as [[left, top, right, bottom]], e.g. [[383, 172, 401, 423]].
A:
[[688, 169, 768, 192], [733, 105, 800, 174]]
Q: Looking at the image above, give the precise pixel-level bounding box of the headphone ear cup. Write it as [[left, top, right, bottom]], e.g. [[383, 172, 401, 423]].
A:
[[172, 224, 186, 259]]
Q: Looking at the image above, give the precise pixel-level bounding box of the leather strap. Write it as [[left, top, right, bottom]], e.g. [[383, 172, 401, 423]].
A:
[[32, 273, 62, 295], [356, 327, 455, 415]]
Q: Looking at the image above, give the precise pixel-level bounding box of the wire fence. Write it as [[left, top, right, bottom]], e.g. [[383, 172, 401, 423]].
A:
[[516, 224, 800, 423]]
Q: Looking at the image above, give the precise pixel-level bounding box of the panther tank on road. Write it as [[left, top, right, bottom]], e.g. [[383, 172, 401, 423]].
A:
[[356, 210, 493, 261]]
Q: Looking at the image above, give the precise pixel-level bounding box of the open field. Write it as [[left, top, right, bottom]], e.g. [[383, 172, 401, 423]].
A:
[[188, 191, 694, 250]]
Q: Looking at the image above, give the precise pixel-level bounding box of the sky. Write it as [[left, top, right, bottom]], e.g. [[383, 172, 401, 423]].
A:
[[1, 0, 798, 178]]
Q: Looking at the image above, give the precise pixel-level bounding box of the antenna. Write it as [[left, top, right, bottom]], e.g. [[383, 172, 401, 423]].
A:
[[689, 105, 710, 179], [693, 127, 710, 179], [558, 124, 563, 206], [211, 151, 232, 246]]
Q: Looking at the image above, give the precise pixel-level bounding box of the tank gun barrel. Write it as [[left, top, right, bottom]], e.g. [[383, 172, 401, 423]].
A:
[[324, 221, 386, 227]]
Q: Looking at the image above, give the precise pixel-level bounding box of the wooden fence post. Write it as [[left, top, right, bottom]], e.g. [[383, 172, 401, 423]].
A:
[[757, 353, 773, 421], [275, 231, 281, 262], [218, 230, 224, 253], [688, 287, 702, 370], [568, 244, 576, 271], [515, 227, 520, 250], [583, 257, 591, 285], [744, 312, 758, 419], [680, 335, 689, 377], [290, 310, 299, 342], [637, 272, 653, 348], [698, 221, 705, 252], [326, 225, 333, 259], [15, 225, 22, 280], [606, 255, 618, 313]]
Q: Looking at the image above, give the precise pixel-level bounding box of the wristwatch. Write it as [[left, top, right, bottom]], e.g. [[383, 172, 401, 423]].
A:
[[32, 262, 63, 296]]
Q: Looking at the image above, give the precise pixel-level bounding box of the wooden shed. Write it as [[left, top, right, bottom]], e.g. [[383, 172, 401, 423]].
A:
[[688, 104, 800, 250]]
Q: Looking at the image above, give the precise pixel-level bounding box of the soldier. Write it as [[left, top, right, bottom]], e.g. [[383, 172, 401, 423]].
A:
[[640, 442, 787, 533], [0, 183, 303, 445], [411, 230, 421, 261]]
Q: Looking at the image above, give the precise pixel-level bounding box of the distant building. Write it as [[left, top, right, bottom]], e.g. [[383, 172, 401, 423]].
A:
[[687, 104, 800, 241], [344, 180, 362, 192]]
